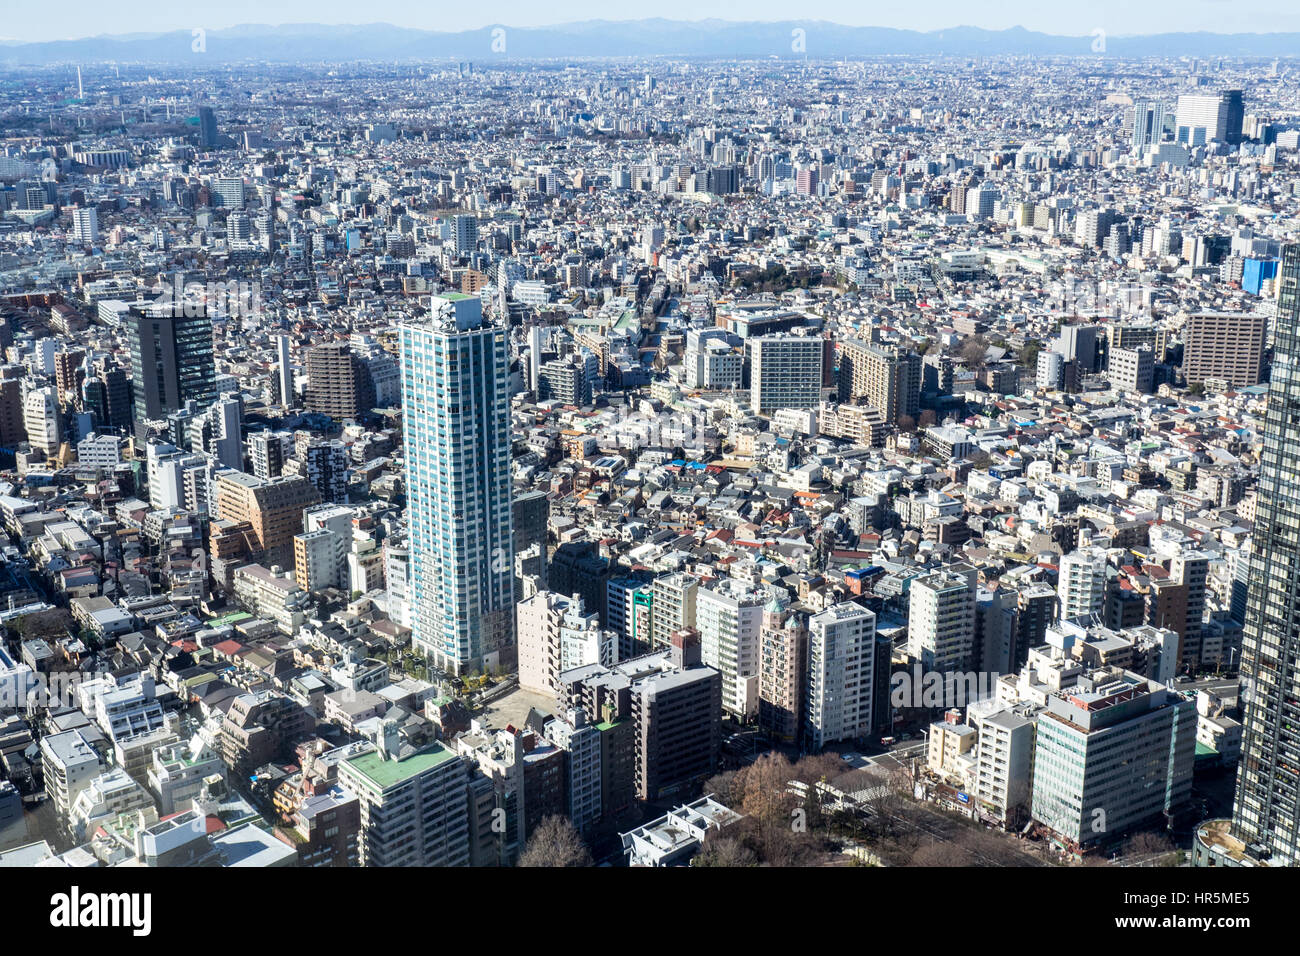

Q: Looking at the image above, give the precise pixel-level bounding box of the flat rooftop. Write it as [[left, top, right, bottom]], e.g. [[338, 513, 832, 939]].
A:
[[343, 743, 459, 791]]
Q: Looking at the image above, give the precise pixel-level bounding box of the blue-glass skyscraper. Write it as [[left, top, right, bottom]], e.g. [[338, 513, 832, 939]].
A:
[[400, 293, 514, 674]]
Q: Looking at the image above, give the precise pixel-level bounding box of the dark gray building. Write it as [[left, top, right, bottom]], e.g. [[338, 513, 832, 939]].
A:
[[127, 305, 216, 439]]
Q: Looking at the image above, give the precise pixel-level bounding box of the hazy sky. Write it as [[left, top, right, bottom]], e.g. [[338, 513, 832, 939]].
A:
[[4, 1, 1298, 44]]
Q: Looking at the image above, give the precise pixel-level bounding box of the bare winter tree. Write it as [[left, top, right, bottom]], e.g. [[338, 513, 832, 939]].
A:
[[692, 832, 759, 867], [959, 334, 990, 368], [702, 770, 740, 807], [1122, 831, 1177, 865], [517, 816, 595, 868], [738, 752, 798, 826]]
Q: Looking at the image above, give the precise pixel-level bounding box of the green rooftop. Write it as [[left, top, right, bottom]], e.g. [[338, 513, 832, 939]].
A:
[[343, 743, 459, 791], [207, 611, 253, 627]]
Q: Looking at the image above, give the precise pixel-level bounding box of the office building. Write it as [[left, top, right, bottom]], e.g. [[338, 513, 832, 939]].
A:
[[1031, 672, 1194, 849], [127, 304, 217, 439], [198, 106, 218, 148], [1176, 90, 1244, 146], [1108, 346, 1154, 393], [82, 361, 132, 434], [1057, 323, 1103, 374]]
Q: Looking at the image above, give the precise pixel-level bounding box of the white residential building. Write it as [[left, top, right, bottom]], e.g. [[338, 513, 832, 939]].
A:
[[908, 567, 977, 673], [76, 432, 124, 467], [517, 590, 616, 695], [749, 334, 824, 413], [805, 601, 876, 750], [1057, 546, 1109, 623], [40, 728, 104, 820], [696, 579, 771, 719], [545, 708, 602, 834]]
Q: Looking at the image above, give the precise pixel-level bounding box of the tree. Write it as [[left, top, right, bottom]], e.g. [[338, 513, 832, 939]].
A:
[[960, 334, 990, 368], [692, 833, 758, 867], [1018, 341, 1043, 368], [863, 766, 914, 841], [738, 752, 798, 827], [517, 816, 594, 868], [702, 770, 740, 807], [14, 608, 75, 642], [1123, 830, 1177, 865], [790, 753, 846, 792]]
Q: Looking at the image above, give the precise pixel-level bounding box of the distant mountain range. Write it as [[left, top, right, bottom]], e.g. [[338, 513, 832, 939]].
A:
[[2, 20, 1299, 65]]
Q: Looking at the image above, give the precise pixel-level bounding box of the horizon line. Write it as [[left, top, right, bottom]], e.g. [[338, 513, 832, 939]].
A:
[[7, 18, 1300, 47]]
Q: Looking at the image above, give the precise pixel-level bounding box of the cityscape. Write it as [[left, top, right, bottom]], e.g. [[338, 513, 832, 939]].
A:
[[0, 8, 1295, 902]]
